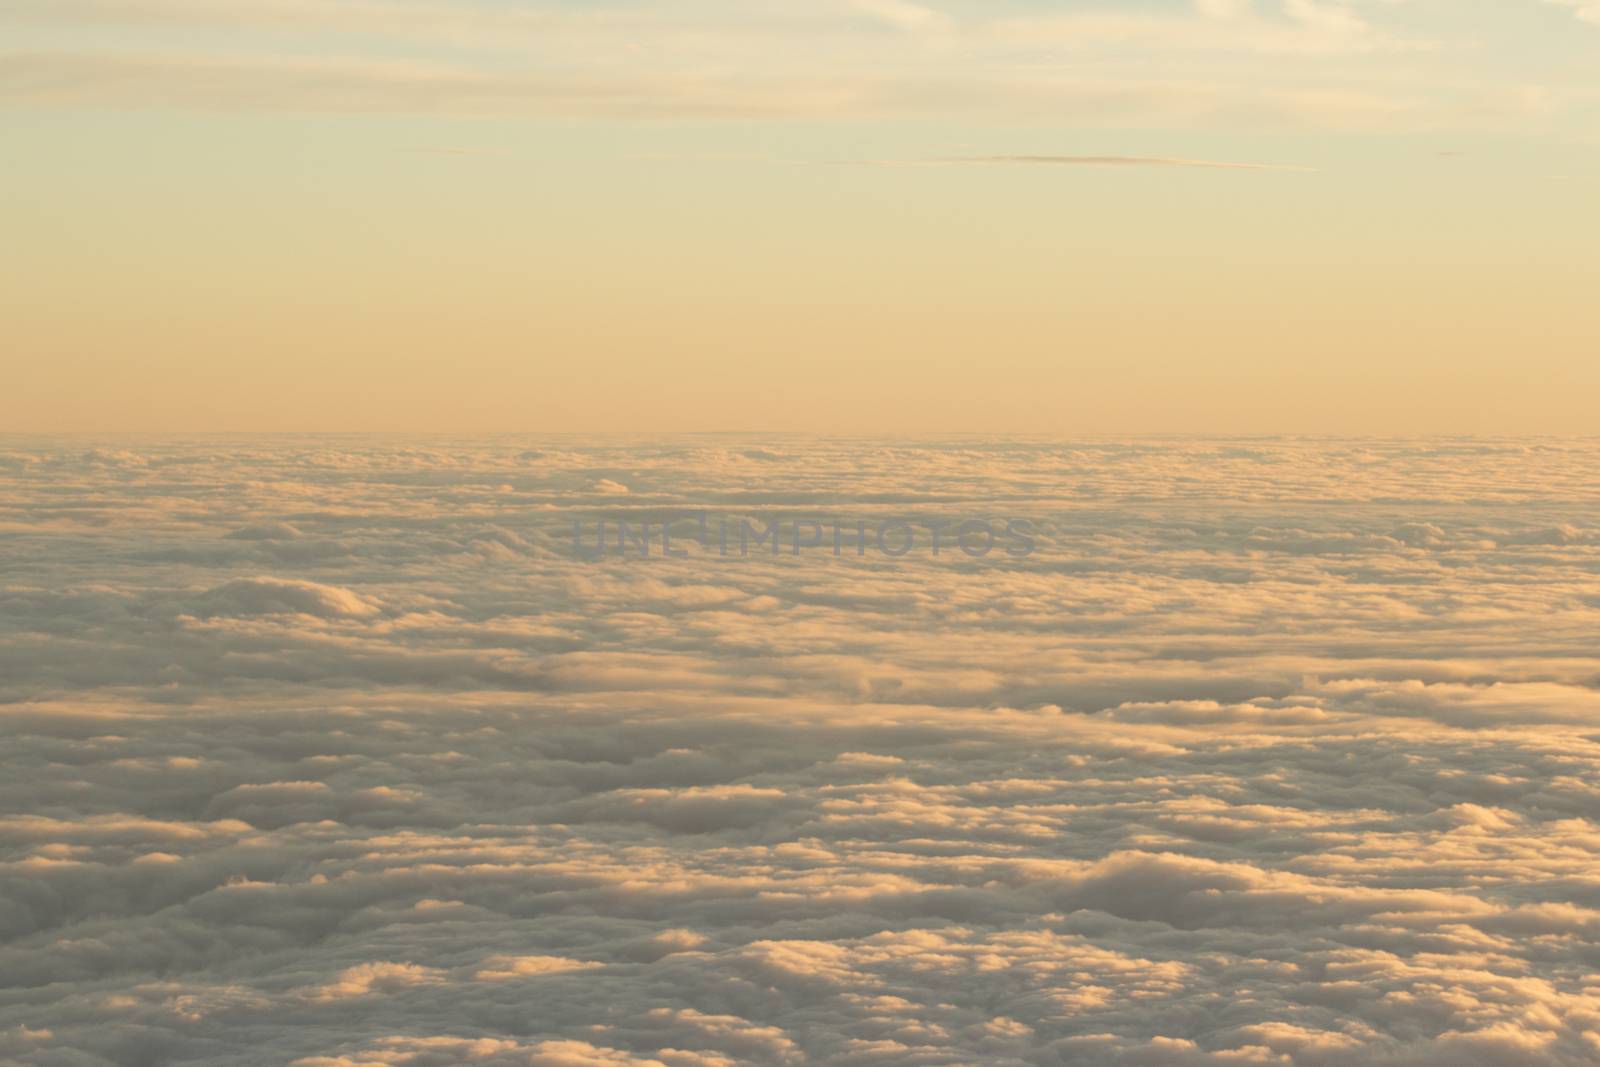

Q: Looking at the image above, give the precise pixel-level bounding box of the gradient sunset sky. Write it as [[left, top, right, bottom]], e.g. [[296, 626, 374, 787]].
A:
[[3, 0, 1597, 433]]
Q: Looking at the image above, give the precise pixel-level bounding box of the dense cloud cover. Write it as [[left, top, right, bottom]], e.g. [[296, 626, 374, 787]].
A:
[[3, 437, 1600, 1065]]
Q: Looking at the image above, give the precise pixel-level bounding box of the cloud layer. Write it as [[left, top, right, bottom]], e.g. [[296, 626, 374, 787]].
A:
[[4, 437, 1600, 1064]]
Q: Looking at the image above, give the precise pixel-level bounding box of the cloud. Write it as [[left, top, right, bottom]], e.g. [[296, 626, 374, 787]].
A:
[[0, 48, 1371, 125], [192, 576, 381, 619], [311, 962, 447, 1002], [473, 955, 604, 982], [1547, 0, 1600, 26], [0, 1, 1585, 129], [874, 155, 1315, 171], [4, 437, 1600, 1063]]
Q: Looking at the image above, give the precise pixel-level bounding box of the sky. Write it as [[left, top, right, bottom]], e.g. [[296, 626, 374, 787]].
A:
[[1, 0, 1598, 432]]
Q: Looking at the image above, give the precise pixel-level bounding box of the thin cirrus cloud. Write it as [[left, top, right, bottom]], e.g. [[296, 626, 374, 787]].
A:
[[0, 47, 1430, 126], [869, 155, 1318, 171], [0, 0, 1595, 128], [1547, 0, 1600, 24]]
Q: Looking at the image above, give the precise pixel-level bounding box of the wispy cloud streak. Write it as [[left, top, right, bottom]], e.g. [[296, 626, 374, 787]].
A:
[[868, 154, 1317, 171]]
